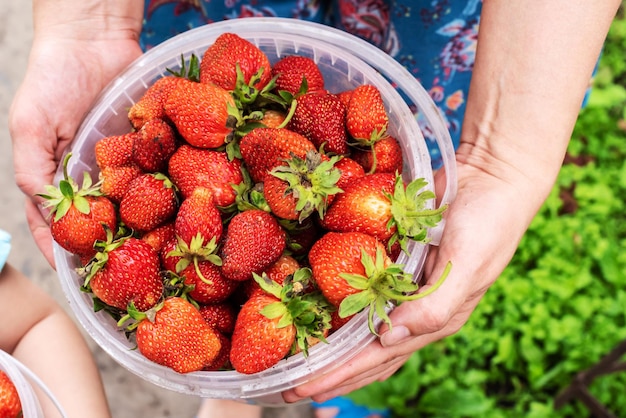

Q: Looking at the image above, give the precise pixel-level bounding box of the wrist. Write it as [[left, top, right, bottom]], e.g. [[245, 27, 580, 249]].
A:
[[33, 0, 143, 42]]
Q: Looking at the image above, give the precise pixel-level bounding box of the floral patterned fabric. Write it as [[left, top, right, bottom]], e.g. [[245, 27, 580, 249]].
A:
[[142, 0, 483, 164]]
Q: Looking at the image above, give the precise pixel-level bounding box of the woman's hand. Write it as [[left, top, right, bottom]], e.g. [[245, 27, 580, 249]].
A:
[[9, 1, 143, 266]]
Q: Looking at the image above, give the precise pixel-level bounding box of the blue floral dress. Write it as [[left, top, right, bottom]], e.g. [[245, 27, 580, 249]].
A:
[[142, 0, 483, 164]]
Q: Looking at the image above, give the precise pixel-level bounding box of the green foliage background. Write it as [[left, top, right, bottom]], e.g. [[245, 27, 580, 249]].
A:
[[348, 5, 626, 417]]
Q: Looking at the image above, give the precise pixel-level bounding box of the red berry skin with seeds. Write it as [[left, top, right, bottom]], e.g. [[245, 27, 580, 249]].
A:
[[243, 254, 301, 299], [95, 132, 137, 169], [179, 260, 239, 304], [128, 76, 185, 130], [89, 238, 164, 312], [271, 55, 325, 95], [175, 187, 224, 248], [135, 297, 222, 374], [320, 172, 397, 242], [159, 238, 180, 272], [132, 118, 178, 173], [352, 135, 404, 174], [240, 127, 316, 183], [199, 302, 238, 335], [168, 144, 243, 206], [119, 173, 178, 233], [335, 156, 366, 189], [220, 209, 287, 282], [229, 293, 296, 374], [346, 84, 389, 141], [287, 92, 349, 155], [164, 80, 234, 149], [50, 196, 117, 261], [263, 174, 300, 221], [140, 221, 176, 254], [199, 32, 272, 91], [0, 370, 22, 418], [308, 231, 390, 308], [99, 164, 143, 204], [203, 331, 232, 371]]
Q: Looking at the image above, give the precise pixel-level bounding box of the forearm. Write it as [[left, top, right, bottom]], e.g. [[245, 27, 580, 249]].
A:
[[33, 0, 144, 41], [458, 0, 620, 207]]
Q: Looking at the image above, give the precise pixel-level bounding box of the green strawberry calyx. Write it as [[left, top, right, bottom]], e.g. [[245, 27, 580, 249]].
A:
[[253, 268, 333, 356], [80, 226, 131, 291], [270, 150, 343, 223], [166, 234, 222, 284], [339, 247, 452, 336], [166, 53, 201, 82], [119, 299, 166, 331], [387, 174, 448, 254], [37, 152, 103, 222]]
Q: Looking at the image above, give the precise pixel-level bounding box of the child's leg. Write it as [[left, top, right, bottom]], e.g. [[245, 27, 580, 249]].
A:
[[0, 263, 112, 418], [196, 398, 263, 418]]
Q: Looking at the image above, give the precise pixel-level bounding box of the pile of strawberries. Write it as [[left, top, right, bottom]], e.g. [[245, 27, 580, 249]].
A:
[[41, 33, 448, 375]]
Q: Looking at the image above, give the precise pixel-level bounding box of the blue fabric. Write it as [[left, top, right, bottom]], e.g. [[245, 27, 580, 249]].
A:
[[312, 397, 390, 418], [0, 229, 11, 271]]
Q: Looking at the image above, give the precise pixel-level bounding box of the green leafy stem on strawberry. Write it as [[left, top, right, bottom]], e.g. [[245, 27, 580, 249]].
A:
[[339, 248, 453, 336]]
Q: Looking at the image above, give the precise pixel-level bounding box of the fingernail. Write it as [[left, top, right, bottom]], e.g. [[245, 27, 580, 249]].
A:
[[380, 325, 410, 347]]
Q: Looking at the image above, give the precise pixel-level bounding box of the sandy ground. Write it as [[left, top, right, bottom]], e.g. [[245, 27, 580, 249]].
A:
[[0, 2, 314, 417]]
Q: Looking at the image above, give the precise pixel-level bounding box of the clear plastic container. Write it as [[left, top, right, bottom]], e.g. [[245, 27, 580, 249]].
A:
[[53, 17, 457, 406]]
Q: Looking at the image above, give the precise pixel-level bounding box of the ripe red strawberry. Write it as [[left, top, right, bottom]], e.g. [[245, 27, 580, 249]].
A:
[[179, 259, 239, 304], [230, 268, 332, 373], [320, 172, 396, 242], [199, 32, 272, 92], [337, 89, 353, 108], [229, 293, 295, 374], [132, 297, 222, 373], [132, 118, 178, 173], [95, 132, 137, 169], [260, 109, 287, 128], [220, 209, 286, 282], [86, 236, 164, 311], [199, 302, 238, 334], [99, 164, 143, 204], [167, 145, 243, 207], [203, 331, 232, 371], [39, 154, 117, 260], [119, 173, 178, 233], [351, 135, 404, 174], [140, 221, 176, 253], [263, 151, 342, 222], [164, 79, 236, 149], [321, 173, 447, 252], [239, 127, 316, 183], [243, 254, 301, 298], [128, 76, 187, 129], [271, 55, 325, 96], [158, 237, 178, 270], [287, 92, 349, 154], [309, 231, 451, 334], [334, 156, 366, 189], [346, 84, 389, 143], [0, 370, 21, 418], [308, 231, 388, 308], [174, 187, 223, 248], [128, 55, 203, 130]]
